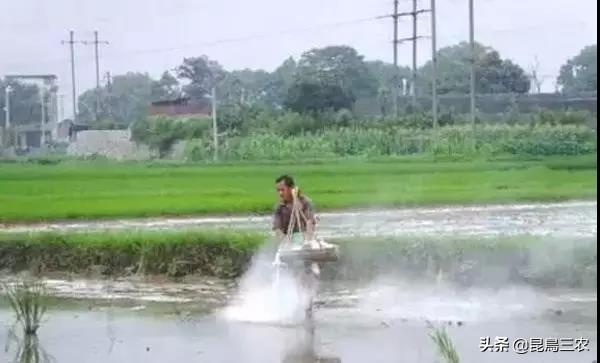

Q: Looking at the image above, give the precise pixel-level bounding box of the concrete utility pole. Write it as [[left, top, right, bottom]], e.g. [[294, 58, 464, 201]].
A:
[[211, 86, 218, 162], [469, 0, 476, 128], [431, 0, 438, 130], [40, 86, 46, 146], [393, 0, 400, 117], [3, 85, 11, 148], [411, 0, 418, 108], [389, 3, 430, 113], [59, 94, 65, 122], [4, 86, 10, 129], [61, 31, 80, 122], [83, 31, 109, 122]]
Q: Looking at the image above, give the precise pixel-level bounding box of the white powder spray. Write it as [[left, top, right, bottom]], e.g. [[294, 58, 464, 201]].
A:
[[221, 243, 313, 325]]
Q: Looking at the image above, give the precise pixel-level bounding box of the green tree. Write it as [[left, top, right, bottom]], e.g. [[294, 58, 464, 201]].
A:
[[77, 72, 154, 126], [176, 56, 226, 100], [217, 69, 272, 106], [151, 71, 181, 101], [295, 45, 378, 99], [0, 79, 42, 127], [418, 42, 530, 94], [365, 60, 411, 92], [264, 57, 297, 107], [131, 116, 209, 158], [558, 45, 597, 94], [284, 80, 354, 113], [365, 61, 411, 116]]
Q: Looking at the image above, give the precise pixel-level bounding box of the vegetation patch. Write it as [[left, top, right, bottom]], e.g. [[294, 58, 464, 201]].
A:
[[0, 231, 595, 288], [0, 230, 265, 278]]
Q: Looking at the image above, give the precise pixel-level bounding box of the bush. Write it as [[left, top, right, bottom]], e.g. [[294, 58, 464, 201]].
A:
[[534, 109, 594, 126], [131, 116, 211, 158]]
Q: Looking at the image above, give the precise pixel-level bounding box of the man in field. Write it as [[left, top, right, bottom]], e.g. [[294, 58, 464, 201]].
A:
[[273, 174, 316, 245], [272, 174, 319, 319]]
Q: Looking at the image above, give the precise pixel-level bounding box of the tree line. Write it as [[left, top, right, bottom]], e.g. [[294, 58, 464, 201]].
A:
[[0, 43, 596, 127]]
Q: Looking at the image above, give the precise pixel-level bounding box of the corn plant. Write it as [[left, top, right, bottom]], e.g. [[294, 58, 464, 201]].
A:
[[185, 124, 596, 161]]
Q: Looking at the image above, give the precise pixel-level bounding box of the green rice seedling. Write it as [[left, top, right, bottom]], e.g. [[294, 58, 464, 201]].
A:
[[4, 280, 50, 335], [7, 333, 55, 363], [430, 326, 460, 363]]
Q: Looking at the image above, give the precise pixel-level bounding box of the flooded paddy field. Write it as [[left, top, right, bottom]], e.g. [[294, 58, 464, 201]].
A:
[[0, 281, 596, 363], [2, 201, 596, 239], [0, 201, 596, 362]]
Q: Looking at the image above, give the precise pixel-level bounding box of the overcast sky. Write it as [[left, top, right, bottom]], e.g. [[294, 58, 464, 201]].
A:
[[1, 0, 597, 118]]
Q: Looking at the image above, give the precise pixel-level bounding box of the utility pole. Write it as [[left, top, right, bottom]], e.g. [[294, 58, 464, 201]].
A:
[[4, 86, 10, 129], [389, 3, 430, 113], [469, 0, 476, 128], [83, 31, 109, 122], [102, 71, 114, 120], [211, 86, 218, 162], [61, 30, 80, 123], [59, 94, 65, 122], [411, 0, 418, 108], [430, 0, 438, 130], [392, 0, 400, 117], [40, 86, 46, 147], [3, 85, 11, 148]]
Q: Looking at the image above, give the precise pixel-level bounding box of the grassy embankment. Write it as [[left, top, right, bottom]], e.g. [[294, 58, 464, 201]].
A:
[[0, 154, 596, 223], [0, 229, 595, 288]]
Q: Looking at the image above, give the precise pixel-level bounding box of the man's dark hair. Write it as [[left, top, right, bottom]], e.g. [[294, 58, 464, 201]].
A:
[[275, 175, 295, 187]]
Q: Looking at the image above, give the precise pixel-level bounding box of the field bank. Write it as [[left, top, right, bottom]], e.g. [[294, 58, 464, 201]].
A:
[[0, 229, 595, 289]]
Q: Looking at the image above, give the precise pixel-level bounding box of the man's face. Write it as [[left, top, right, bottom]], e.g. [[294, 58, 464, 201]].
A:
[[276, 182, 293, 203]]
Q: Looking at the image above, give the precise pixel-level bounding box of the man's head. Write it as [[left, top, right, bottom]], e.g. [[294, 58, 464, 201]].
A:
[[275, 174, 295, 203]]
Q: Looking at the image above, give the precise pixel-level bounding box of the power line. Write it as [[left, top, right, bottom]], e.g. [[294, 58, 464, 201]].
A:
[[119, 15, 389, 57], [4, 15, 389, 69]]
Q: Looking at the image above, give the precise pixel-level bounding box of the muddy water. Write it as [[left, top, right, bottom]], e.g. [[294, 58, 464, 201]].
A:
[[0, 201, 597, 362], [1, 201, 596, 238], [0, 284, 597, 363]]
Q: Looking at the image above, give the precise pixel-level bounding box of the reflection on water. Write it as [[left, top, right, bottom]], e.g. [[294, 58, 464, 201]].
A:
[[5, 333, 55, 363], [281, 326, 341, 363]]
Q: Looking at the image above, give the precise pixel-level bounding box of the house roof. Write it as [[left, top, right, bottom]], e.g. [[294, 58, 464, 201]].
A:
[[149, 97, 212, 116]]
